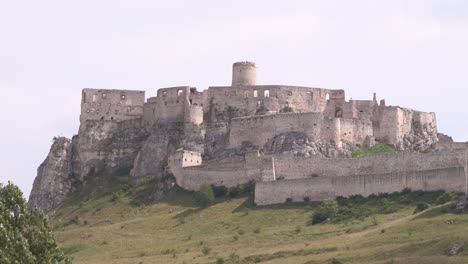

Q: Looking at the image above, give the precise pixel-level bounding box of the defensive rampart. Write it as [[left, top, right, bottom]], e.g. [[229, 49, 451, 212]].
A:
[[228, 112, 373, 149], [255, 149, 468, 205]]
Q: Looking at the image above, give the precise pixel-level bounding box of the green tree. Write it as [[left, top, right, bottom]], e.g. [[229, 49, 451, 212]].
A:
[[0, 182, 71, 264]]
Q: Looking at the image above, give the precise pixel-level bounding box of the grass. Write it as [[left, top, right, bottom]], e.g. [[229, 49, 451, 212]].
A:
[[352, 144, 398, 158], [51, 173, 468, 264]]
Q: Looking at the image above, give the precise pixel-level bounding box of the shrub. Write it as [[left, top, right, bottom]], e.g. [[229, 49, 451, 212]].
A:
[[312, 212, 330, 225], [195, 185, 215, 207], [303, 197, 310, 202], [216, 258, 225, 264], [280, 106, 294, 113], [436, 192, 457, 205], [201, 246, 211, 256], [212, 185, 228, 198], [414, 203, 429, 214], [286, 198, 293, 203], [330, 258, 343, 264], [311, 200, 338, 225], [161, 249, 176, 255], [295, 226, 302, 233], [228, 186, 241, 198], [253, 227, 261, 234]]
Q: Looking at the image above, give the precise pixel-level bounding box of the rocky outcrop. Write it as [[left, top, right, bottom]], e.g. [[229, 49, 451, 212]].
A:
[[130, 124, 183, 184], [263, 132, 355, 158], [73, 119, 149, 180], [400, 121, 438, 152], [28, 137, 74, 213]]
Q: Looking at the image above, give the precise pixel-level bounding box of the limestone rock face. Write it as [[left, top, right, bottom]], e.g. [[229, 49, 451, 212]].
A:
[[73, 119, 149, 180], [28, 137, 74, 213], [130, 124, 183, 184], [263, 132, 355, 158], [400, 121, 438, 152]]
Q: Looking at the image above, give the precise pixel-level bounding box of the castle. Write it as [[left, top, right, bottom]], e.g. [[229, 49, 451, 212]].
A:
[[29, 62, 468, 212]]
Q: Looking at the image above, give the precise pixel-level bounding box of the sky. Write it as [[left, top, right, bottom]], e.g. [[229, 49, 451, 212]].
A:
[[1, 0, 468, 198]]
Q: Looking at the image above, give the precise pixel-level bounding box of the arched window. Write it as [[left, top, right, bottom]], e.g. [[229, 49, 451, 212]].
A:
[[177, 89, 183, 96], [264, 90, 270, 97], [253, 90, 258, 97], [326, 93, 330, 101]]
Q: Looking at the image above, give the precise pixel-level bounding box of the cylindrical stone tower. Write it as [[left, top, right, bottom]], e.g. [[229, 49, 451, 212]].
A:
[[232, 61, 256, 86]]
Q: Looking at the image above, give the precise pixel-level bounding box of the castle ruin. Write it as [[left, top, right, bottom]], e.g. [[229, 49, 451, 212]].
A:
[[29, 62, 468, 212]]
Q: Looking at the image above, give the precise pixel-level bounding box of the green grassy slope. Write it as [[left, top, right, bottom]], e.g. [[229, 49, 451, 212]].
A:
[[51, 174, 467, 264]]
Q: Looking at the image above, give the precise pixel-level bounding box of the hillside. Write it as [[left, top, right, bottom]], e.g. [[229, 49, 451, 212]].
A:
[[50, 173, 467, 264]]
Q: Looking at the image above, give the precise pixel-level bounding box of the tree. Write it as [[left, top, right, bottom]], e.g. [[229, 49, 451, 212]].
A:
[[0, 181, 71, 264]]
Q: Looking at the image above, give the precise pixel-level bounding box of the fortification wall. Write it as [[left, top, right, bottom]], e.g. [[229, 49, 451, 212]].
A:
[[228, 112, 372, 149], [273, 149, 467, 180], [206, 85, 337, 119], [255, 167, 466, 205], [374, 107, 437, 148], [172, 161, 255, 191], [143, 87, 188, 125], [80, 89, 145, 122]]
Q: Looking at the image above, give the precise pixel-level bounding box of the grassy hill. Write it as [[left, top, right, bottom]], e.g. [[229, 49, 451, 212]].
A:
[[51, 173, 468, 264]]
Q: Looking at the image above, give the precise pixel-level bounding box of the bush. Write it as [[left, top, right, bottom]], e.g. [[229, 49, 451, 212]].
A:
[[286, 198, 293, 203], [253, 227, 261, 234], [201, 246, 211, 256], [311, 200, 338, 224], [330, 258, 343, 264], [436, 192, 457, 205], [414, 203, 429, 214], [228, 186, 241, 198], [303, 197, 310, 202], [195, 185, 215, 207], [295, 226, 302, 233], [280, 106, 294, 113], [216, 258, 225, 264], [212, 185, 228, 198]]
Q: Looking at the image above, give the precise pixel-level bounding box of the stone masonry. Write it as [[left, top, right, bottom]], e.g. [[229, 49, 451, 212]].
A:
[[29, 61, 467, 212]]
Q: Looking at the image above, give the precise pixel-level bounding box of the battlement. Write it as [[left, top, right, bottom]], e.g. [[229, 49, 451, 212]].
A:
[[80, 88, 145, 122]]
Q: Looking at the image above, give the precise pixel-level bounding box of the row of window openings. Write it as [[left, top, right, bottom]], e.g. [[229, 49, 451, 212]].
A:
[[160, 90, 184, 97], [93, 93, 126, 100]]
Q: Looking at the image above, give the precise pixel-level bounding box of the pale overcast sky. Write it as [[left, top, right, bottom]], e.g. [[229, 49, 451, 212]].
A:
[[1, 0, 467, 198]]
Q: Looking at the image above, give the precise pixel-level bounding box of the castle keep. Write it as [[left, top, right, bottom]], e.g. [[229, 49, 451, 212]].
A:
[[29, 62, 468, 212]]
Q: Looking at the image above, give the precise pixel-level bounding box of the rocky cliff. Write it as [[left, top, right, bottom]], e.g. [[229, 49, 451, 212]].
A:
[[28, 137, 74, 213]]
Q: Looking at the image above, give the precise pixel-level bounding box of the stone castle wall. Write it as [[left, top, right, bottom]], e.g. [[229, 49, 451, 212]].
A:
[[255, 167, 466, 205], [206, 85, 336, 120], [255, 149, 468, 205], [80, 89, 145, 122], [143, 86, 204, 126], [228, 112, 373, 149], [272, 149, 466, 180], [171, 161, 251, 191]]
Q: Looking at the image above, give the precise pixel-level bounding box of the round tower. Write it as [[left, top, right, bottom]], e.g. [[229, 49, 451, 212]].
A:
[[232, 61, 256, 86]]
